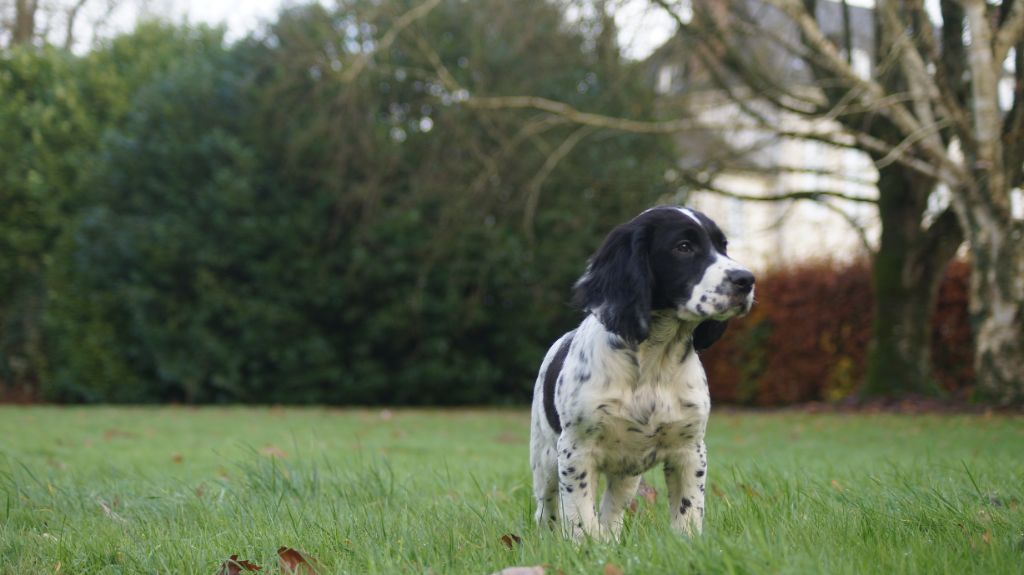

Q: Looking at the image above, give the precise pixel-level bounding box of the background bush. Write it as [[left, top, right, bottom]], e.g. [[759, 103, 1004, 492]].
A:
[[702, 259, 973, 405], [0, 1, 975, 406], [2, 1, 680, 404]]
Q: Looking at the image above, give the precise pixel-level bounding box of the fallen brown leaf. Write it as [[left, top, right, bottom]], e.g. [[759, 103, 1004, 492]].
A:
[[499, 533, 522, 549], [277, 547, 318, 574], [494, 432, 521, 444], [172, 453, 184, 464], [97, 499, 126, 523], [638, 479, 658, 504], [103, 429, 135, 440], [981, 531, 992, 544], [830, 479, 844, 492], [260, 445, 288, 459], [603, 563, 625, 575], [216, 555, 262, 575], [489, 567, 545, 575], [628, 478, 658, 514]]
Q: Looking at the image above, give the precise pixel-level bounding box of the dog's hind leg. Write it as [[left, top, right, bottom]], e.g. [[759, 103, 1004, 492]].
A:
[[599, 473, 641, 539], [530, 419, 560, 528]]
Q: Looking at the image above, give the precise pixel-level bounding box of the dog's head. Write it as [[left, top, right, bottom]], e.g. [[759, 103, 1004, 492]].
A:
[[573, 206, 755, 348]]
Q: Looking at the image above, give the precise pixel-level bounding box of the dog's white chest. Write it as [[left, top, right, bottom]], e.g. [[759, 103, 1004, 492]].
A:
[[575, 349, 710, 477]]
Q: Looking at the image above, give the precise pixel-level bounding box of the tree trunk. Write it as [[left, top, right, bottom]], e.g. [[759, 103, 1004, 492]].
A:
[[968, 215, 1024, 404], [13, 0, 37, 46], [862, 165, 961, 398]]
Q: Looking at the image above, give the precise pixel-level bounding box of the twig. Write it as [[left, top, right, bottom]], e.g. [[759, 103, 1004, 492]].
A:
[[342, 0, 443, 83]]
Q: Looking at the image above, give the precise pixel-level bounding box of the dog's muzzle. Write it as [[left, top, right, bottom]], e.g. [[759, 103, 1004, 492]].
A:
[[725, 268, 756, 316]]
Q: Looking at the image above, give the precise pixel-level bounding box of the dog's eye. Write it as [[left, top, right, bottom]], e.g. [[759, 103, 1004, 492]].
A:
[[674, 240, 694, 254]]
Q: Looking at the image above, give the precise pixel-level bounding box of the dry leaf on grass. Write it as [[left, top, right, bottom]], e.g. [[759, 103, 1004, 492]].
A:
[[489, 567, 545, 575], [97, 499, 126, 523], [499, 533, 522, 549], [638, 479, 657, 504], [260, 445, 289, 459], [172, 453, 184, 464], [628, 478, 658, 513], [603, 563, 625, 575], [103, 429, 135, 440], [215, 555, 262, 574], [277, 547, 319, 574]]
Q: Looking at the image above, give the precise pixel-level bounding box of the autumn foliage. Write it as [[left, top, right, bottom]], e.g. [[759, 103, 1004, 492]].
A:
[[702, 259, 973, 405]]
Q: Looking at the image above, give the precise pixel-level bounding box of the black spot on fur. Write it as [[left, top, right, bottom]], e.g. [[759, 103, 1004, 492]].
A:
[[696, 469, 705, 477], [679, 497, 692, 514], [542, 331, 575, 433]]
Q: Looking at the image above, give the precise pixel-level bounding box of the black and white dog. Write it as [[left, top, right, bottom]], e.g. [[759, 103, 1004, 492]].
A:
[[529, 206, 754, 540]]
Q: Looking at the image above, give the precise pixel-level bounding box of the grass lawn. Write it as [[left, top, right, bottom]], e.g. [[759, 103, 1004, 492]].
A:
[[1, 407, 1022, 574]]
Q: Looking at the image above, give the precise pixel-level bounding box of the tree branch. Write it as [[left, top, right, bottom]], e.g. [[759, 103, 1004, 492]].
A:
[[522, 125, 596, 241], [962, 0, 1008, 207], [466, 95, 709, 133], [995, 0, 1024, 67], [682, 173, 876, 253], [63, 0, 89, 50], [342, 0, 442, 83]]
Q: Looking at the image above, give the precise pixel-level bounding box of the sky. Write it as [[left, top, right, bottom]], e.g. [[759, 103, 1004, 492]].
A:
[[160, 0, 879, 59], [111, 0, 680, 60], [70, 0, 883, 57]]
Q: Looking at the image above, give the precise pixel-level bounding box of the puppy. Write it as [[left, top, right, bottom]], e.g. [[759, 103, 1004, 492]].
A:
[[529, 206, 754, 540]]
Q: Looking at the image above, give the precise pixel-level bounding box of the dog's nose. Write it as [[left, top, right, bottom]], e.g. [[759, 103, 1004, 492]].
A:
[[727, 269, 755, 293]]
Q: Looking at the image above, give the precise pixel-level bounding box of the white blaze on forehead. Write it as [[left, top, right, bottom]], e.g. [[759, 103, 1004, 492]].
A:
[[676, 208, 703, 227]]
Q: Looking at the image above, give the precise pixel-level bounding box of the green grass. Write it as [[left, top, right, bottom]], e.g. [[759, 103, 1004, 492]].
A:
[[1, 407, 1022, 574]]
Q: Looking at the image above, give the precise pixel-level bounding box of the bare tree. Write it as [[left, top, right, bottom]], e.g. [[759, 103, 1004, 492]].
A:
[[667, 0, 1022, 402], [643, 0, 966, 398], [12, 0, 39, 45], [2, 0, 126, 49], [417, 0, 1023, 401]]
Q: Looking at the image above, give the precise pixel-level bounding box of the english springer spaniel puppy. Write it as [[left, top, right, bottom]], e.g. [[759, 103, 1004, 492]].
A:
[[529, 206, 754, 541]]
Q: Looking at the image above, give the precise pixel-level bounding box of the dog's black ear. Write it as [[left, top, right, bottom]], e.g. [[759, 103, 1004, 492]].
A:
[[693, 320, 729, 351], [572, 222, 652, 344]]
